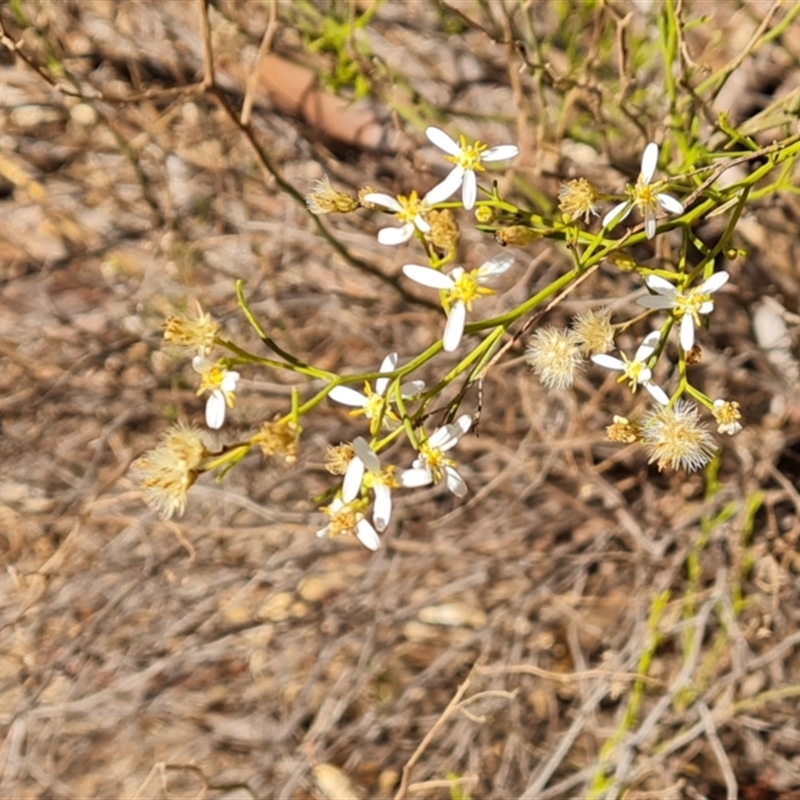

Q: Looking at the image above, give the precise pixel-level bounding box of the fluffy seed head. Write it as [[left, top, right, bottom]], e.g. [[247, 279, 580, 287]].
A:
[[135, 423, 208, 518], [163, 306, 220, 355], [641, 401, 717, 471], [526, 327, 584, 390], [571, 308, 616, 356]]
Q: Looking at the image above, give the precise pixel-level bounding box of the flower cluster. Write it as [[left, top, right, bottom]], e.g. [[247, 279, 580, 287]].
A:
[[136, 120, 752, 550]]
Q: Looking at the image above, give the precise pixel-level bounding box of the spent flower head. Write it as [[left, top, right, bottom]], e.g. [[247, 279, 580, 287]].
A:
[[163, 304, 220, 356], [403, 254, 514, 352], [712, 399, 743, 435], [425, 126, 519, 210], [591, 331, 669, 405], [526, 327, 583, 390], [602, 142, 684, 239], [135, 422, 208, 518], [641, 400, 717, 471], [400, 414, 472, 497], [255, 418, 301, 464], [328, 352, 425, 434], [558, 178, 600, 224], [193, 356, 241, 430], [638, 272, 730, 351], [606, 415, 641, 444], [306, 174, 359, 214], [317, 497, 381, 551]]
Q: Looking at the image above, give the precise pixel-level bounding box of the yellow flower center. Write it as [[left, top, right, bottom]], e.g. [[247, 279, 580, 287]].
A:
[[445, 135, 488, 172], [631, 179, 659, 214], [448, 270, 493, 310], [419, 444, 456, 484], [395, 191, 425, 224]]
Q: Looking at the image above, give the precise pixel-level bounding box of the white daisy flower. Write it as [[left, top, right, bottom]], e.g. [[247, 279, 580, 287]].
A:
[[342, 437, 398, 532], [400, 414, 472, 497], [425, 126, 519, 210], [328, 352, 425, 433], [316, 497, 381, 551], [362, 184, 452, 246], [591, 331, 669, 405], [637, 272, 730, 351], [402, 254, 514, 352], [602, 142, 684, 239], [192, 355, 241, 430]]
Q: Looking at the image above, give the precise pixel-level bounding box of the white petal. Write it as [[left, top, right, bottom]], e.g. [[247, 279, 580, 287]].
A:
[[640, 142, 659, 184], [375, 352, 398, 395], [353, 437, 381, 472], [316, 524, 330, 539], [400, 468, 433, 488], [634, 330, 661, 361], [342, 456, 365, 502], [698, 271, 730, 294], [356, 519, 380, 551], [477, 253, 514, 278], [425, 126, 460, 156], [657, 193, 684, 215], [373, 485, 393, 532], [644, 210, 657, 240], [413, 213, 431, 234], [400, 380, 425, 397], [603, 202, 631, 229], [205, 391, 226, 429], [461, 170, 477, 210], [425, 168, 464, 205], [192, 354, 209, 372], [329, 385, 367, 407], [443, 302, 467, 352], [378, 224, 414, 246], [637, 295, 676, 310], [451, 414, 473, 437], [680, 314, 695, 351], [220, 371, 240, 391], [363, 192, 400, 211], [443, 465, 468, 498], [645, 382, 669, 405], [644, 275, 678, 296], [591, 354, 624, 371], [481, 144, 519, 162], [402, 264, 454, 290], [432, 414, 471, 451]]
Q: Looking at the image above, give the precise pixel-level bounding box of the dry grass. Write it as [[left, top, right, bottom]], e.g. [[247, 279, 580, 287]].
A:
[[1, 1, 800, 798]]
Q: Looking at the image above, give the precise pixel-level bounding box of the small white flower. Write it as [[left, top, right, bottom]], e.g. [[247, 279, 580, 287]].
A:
[[316, 497, 381, 551], [602, 142, 684, 239], [328, 352, 424, 433], [192, 355, 241, 429], [342, 437, 398, 532], [363, 185, 452, 246], [402, 254, 513, 351], [425, 126, 519, 210], [591, 331, 669, 405], [638, 272, 730, 351], [400, 414, 472, 497]]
